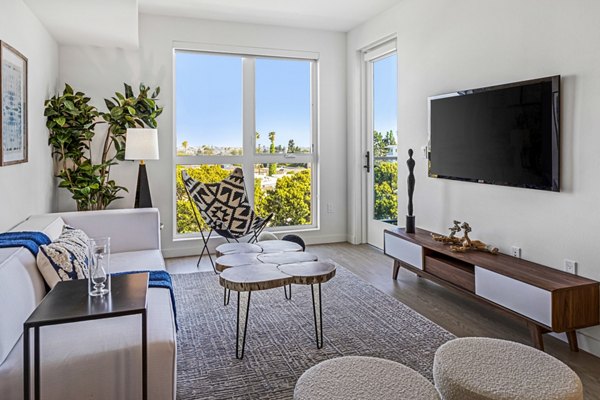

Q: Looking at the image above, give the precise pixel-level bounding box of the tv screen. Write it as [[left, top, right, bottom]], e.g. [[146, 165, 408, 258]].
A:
[[428, 76, 560, 191]]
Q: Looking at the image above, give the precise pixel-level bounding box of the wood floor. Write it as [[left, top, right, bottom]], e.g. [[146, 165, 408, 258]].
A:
[[166, 242, 600, 399]]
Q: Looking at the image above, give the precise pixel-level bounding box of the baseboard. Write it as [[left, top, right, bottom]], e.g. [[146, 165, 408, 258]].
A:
[[162, 246, 209, 259], [162, 233, 347, 259], [302, 233, 347, 245], [548, 331, 600, 358]]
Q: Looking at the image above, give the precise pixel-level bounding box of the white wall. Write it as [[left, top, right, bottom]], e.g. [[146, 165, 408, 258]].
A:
[[0, 0, 58, 231], [347, 0, 600, 355], [58, 14, 348, 256]]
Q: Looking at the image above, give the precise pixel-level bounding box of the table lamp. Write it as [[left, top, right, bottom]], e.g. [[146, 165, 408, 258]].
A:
[[125, 128, 159, 208]]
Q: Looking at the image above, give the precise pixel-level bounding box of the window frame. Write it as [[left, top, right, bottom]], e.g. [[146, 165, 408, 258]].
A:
[[172, 44, 320, 240]]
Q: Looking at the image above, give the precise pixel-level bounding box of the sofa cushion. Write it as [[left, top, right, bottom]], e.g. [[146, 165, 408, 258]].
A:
[[110, 250, 166, 274], [0, 251, 44, 366], [59, 209, 161, 253], [0, 287, 176, 400], [36, 226, 90, 289], [11, 215, 65, 241], [0, 217, 65, 365]]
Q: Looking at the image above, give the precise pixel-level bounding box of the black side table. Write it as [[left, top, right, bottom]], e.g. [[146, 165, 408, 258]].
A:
[[23, 273, 149, 400]]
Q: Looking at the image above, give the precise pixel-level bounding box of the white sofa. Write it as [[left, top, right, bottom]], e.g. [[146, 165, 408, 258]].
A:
[[0, 208, 176, 400]]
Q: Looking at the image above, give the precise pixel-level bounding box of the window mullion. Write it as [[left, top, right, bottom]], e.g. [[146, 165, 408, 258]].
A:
[[175, 155, 245, 165], [242, 57, 256, 204], [254, 155, 314, 164]]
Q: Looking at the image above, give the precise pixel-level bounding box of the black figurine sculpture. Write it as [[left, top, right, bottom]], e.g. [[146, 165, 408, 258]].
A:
[[406, 149, 416, 233]]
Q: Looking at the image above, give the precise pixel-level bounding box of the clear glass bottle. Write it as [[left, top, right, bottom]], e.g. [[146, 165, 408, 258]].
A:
[[88, 237, 111, 296]]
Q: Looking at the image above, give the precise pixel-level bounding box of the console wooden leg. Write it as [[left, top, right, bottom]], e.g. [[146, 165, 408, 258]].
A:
[[566, 330, 579, 352], [528, 322, 545, 351], [393, 260, 401, 280]]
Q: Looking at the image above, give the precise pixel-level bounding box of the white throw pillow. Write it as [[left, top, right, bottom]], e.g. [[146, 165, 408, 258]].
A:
[[37, 225, 90, 289]]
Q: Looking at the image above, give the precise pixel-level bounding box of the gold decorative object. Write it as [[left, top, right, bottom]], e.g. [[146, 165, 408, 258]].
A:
[[431, 221, 499, 255]]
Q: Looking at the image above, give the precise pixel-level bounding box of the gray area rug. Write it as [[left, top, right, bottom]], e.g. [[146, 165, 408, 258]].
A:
[[173, 264, 455, 399]]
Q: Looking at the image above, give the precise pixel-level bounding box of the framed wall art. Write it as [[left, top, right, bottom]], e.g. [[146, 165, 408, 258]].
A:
[[0, 41, 28, 166]]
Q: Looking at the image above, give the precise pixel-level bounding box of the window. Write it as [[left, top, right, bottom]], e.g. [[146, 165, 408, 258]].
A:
[[176, 53, 242, 156], [255, 58, 312, 154], [174, 49, 318, 236]]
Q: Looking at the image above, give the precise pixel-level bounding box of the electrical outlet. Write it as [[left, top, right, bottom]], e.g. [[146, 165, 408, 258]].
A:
[[327, 203, 334, 213], [511, 246, 521, 258], [564, 260, 577, 275]]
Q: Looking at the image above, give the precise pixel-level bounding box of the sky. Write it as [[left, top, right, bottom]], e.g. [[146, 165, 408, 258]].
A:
[[176, 52, 242, 148], [175, 52, 311, 150], [175, 51, 397, 151], [373, 53, 398, 135]]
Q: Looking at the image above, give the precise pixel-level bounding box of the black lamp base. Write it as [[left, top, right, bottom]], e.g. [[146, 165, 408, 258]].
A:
[[134, 163, 153, 208], [406, 215, 416, 234]]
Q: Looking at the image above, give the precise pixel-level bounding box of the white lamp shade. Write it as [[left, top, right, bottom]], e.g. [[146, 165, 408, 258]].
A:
[[125, 128, 159, 160]]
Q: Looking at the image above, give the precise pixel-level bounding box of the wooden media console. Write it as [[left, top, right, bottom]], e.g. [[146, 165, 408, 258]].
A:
[[384, 227, 600, 352]]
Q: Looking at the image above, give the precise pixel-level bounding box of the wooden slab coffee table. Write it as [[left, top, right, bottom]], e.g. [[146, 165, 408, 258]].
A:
[[217, 245, 335, 359], [215, 240, 310, 302]]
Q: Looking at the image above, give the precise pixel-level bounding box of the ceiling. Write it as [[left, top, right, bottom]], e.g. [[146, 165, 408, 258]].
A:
[[24, 0, 402, 48], [24, 0, 139, 48], [138, 0, 403, 32]]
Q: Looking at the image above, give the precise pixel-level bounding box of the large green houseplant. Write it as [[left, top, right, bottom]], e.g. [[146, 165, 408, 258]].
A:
[[46, 83, 163, 211]]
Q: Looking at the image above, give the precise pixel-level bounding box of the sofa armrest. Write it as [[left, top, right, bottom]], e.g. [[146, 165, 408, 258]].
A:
[[53, 208, 161, 253]]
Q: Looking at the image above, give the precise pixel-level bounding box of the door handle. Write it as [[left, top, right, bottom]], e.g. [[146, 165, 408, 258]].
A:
[[363, 151, 370, 173]]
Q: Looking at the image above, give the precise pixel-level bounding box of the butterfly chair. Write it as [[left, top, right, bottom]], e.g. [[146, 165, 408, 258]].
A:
[[181, 168, 273, 273]]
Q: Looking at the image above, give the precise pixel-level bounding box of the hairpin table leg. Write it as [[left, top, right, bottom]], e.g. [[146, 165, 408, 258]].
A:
[[284, 284, 292, 300], [224, 288, 231, 306], [236, 291, 251, 359], [311, 283, 323, 349]]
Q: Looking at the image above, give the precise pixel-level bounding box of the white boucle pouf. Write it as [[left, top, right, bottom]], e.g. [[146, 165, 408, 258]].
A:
[[294, 356, 440, 400], [433, 338, 583, 400]]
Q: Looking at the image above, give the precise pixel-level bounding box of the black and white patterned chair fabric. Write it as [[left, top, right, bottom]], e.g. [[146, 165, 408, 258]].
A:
[[182, 168, 272, 270]]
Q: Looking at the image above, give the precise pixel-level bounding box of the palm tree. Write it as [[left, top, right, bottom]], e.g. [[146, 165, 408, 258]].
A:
[[268, 131, 277, 176]]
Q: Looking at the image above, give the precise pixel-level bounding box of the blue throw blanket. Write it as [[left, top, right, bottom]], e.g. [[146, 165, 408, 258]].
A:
[[0, 231, 51, 255], [113, 270, 178, 330]]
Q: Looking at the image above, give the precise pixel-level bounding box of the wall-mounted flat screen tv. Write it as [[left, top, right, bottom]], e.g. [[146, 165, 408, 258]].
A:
[[428, 76, 560, 191]]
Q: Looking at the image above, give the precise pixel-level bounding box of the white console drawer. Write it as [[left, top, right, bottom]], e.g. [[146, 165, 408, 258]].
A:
[[384, 232, 423, 270], [475, 267, 552, 327]]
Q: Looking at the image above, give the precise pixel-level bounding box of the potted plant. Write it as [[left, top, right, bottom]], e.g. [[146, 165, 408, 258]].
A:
[[45, 83, 162, 211]]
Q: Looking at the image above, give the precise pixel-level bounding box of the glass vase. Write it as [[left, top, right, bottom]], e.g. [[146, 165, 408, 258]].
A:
[[88, 237, 111, 297]]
